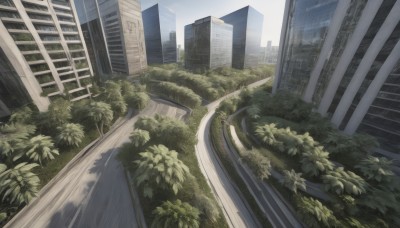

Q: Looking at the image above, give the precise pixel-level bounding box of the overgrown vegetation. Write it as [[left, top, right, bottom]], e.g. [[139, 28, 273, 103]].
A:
[[227, 86, 400, 227], [119, 107, 228, 227], [0, 79, 150, 225]]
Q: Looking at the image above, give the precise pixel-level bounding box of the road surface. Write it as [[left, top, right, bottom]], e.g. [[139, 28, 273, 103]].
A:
[[195, 78, 269, 228], [5, 100, 187, 228]]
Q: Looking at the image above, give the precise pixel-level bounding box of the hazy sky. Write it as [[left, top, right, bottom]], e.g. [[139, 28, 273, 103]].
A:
[[141, 0, 285, 48]]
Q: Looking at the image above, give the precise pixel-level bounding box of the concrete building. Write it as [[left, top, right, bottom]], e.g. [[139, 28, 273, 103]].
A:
[[74, 0, 147, 80], [0, 0, 94, 113], [221, 6, 263, 69], [184, 16, 233, 71], [274, 0, 400, 151], [142, 4, 176, 65]]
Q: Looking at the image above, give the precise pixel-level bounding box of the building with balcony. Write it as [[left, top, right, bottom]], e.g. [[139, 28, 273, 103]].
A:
[[142, 4, 176, 65], [274, 0, 400, 151], [220, 6, 263, 69], [0, 0, 94, 113], [74, 0, 147, 80], [184, 16, 233, 71]]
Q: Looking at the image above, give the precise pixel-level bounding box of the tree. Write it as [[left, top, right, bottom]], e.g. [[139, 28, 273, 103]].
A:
[[0, 163, 40, 206], [24, 135, 59, 166], [300, 146, 334, 177], [46, 98, 72, 127], [125, 92, 150, 110], [359, 188, 400, 215], [130, 129, 150, 148], [87, 102, 113, 136], [243, 151, 271, 180], [134, 145, 190, 198], [355, 156, 394, 182], [56, 123, 85, 147], [296, 196, 337, 228], [280, 169, 306, 194], [0, 124, 36, 164], [322, 167, 367, 195], [101, 81, 127, 116], [9, 106, 33, 124], [152, 200, 200, 228]]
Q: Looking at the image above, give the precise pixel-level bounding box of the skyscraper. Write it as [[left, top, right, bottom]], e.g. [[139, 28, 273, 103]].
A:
[[0, 0, 94, 113], [274, 0, 400, 151], [142, 4, 177, 65], [185, 16, 233, 71], [221, 6, 263, 69], [74, 0, 147, 79]]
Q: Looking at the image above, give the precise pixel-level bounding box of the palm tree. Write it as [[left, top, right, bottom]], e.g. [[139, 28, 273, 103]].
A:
[[9, 106, 33, 124], [25, 135, 59, 166], [300, 146, 334, 177], [322, 167, 367, 195], [255, 123, 277, 145], [130, 129, 150, 148], [296, 196, 337, 228], [152, 200, 200, 228], [134, 144, 190, 198], [280, 169, 306, 194], [0, 124, 36, 163], [0, 162, 40, 205], [87, 102, 113, 136], [56, 123, 85, 147], [355, 156, 394, 182]]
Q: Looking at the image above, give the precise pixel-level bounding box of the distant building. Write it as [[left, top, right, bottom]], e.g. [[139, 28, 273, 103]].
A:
[[263, 41, 279, 64], [274, 0, 400, 151], [0, 0, 94, 113], [184, 16, 233, 70], [74, 0, 147, 80], [221, 6, 263, 69], [142, 4, 177, 65]]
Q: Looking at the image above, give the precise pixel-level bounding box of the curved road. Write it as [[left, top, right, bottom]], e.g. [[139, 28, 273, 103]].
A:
[[195, 78, 269, 228], [5, 100, 187, 228]]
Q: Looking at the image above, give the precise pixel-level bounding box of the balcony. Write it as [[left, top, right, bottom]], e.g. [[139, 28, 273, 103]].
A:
[[52, 0, 70, 8], [35, 73, 54, 84], [0, 0, 15, 7]]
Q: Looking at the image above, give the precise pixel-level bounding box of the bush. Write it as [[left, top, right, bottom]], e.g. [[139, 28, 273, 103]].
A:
[[152, 82, 201, 108]]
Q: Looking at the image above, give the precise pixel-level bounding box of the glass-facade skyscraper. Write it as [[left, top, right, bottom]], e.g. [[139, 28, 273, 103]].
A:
[[274, 0, 400, 151], [221, 6, 263, 69], [142, 4, 177, 65], [185, 16, 233, 71], [74, 0, 147, 80]]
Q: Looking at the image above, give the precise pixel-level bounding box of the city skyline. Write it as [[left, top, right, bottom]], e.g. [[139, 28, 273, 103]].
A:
[[141, 0, 285, 47]]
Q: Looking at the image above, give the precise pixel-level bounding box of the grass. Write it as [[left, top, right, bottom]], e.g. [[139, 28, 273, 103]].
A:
[[210, 113, 272, 227], [118, 106, 229, 228], [35, 129, 99, 188]]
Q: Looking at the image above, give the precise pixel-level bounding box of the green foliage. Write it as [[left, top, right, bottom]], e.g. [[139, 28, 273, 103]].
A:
[[359, 188, 400, 215], [295, 196, 337, 228], [9, 106, 33, 124], [36, 98, 72, 134], [87, 102, 113, 135], [280, 169, 306, 194], [217, 97, 239, 115], [125, 92, 150, 110], [151, 200, 200, 228], [23, 135, 59, 166], [322, 167, 367, 195], [193, 193, 220, 223], [301, 147, 334, 177], [242, 150, 272, 180], [0, 162, 40, 206], [130, 129, 150, 148], [134, 145, 190, 198], [355, 156, 394, 182], [0, 124, 36, 163], [135, 115, 195, 153], [100, 81, 127, 116], [56, 123, 84, 147], [152, 81, 202, 108]]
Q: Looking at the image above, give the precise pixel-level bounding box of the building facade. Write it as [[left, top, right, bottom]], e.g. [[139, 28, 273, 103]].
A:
[[185, 16, 233, 70], [263, 41, 279, 64], [74, 0, 147, 79], [0, 0, 94, 113], [274, 0, 400, 151], [220, 6, 263, 69], [142, 4, 176, 65]]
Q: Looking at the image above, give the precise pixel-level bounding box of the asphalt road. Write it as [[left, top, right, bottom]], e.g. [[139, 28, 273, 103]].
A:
[[5, 100, 187, 228], [195, 78, 270, 228]]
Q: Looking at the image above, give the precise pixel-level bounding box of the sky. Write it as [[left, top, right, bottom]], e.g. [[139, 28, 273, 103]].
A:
[[140, 0, 286, 48]]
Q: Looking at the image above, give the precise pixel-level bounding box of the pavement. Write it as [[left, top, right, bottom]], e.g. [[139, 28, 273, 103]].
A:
[[195, 78, 269, 228], [5, 100, 187, 228]]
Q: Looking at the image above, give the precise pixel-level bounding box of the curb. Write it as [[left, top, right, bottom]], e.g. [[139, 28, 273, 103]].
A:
[[124, 170, 148, 228]]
